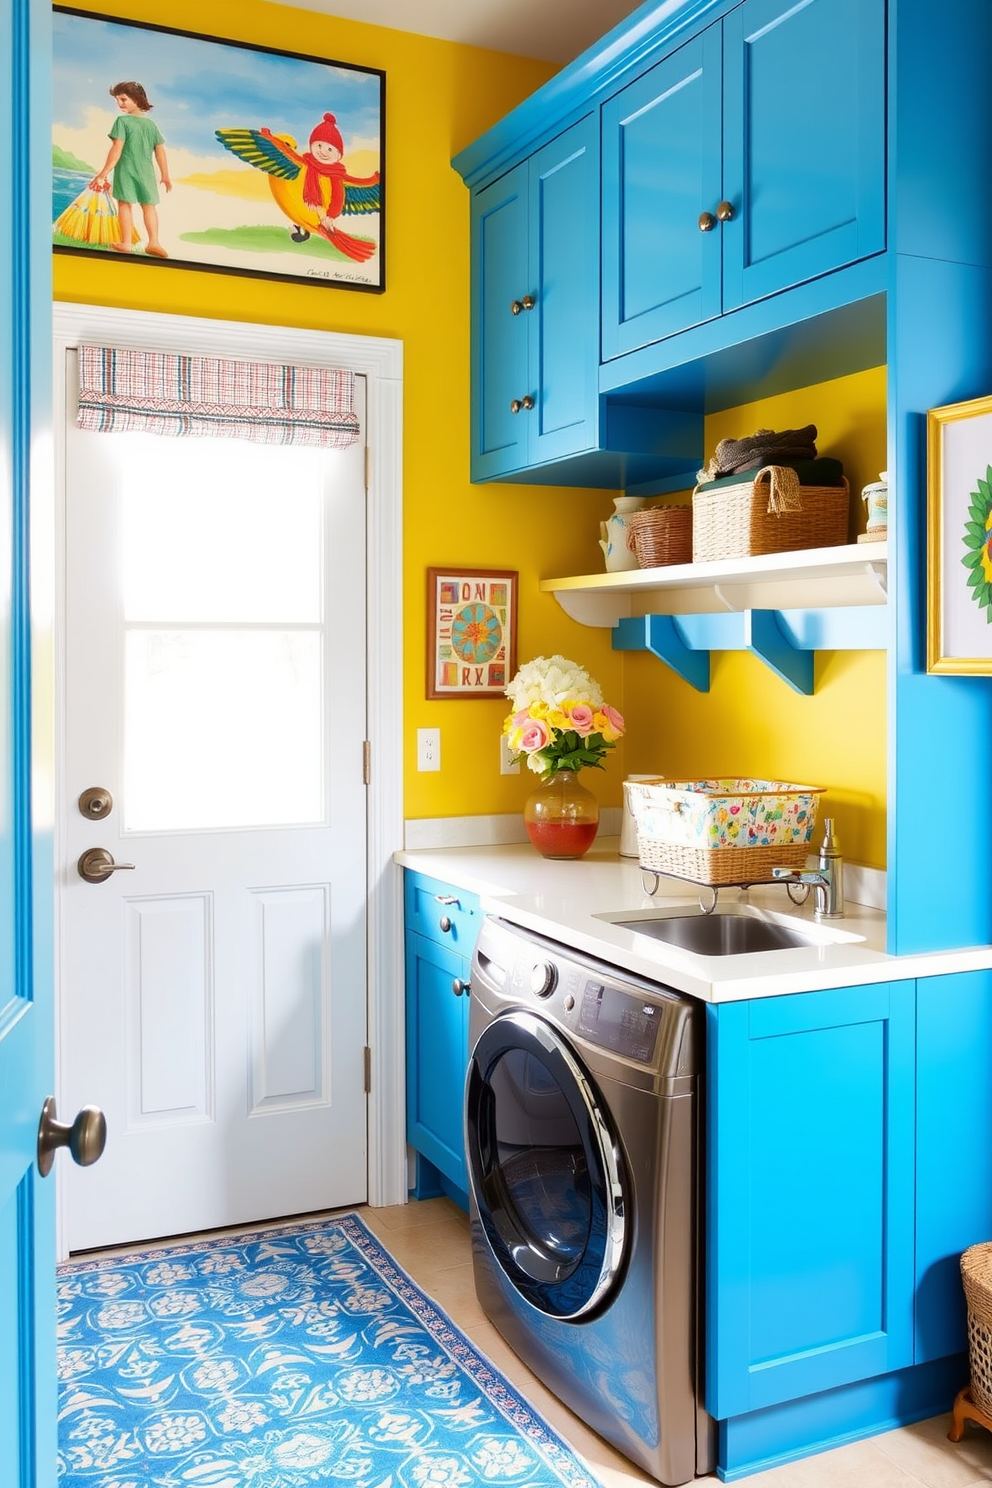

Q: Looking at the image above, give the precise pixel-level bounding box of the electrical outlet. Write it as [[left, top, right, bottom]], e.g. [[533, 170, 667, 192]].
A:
[[499, 735, 520, 775], [417, 727, 441, 772]]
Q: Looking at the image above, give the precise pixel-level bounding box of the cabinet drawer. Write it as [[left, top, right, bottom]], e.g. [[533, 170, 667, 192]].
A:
[[404, 870, 480, 953]]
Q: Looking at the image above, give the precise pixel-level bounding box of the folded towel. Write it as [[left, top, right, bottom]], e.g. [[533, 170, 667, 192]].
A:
[[698, 424, 818, 481], [694, 456, 845, 493]]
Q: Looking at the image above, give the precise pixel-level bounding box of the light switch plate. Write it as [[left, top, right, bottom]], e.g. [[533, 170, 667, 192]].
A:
[[499, 736, 520, 775]]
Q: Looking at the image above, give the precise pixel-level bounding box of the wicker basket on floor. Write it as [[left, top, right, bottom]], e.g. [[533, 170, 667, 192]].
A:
[[626, 504, 693, 568], [692, 465, 851, 563], [961, 1243, 992, 1412]]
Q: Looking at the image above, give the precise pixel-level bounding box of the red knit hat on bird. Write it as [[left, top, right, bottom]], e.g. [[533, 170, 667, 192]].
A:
[[309, 112, 343, 155]]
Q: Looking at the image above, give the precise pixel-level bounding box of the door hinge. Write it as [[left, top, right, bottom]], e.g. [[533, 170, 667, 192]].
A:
[[363, 1045, 372, 1093], [362, 740, 371, 784]]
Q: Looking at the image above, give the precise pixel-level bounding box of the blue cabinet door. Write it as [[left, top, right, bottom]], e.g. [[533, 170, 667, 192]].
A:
[[528, 115, 599, 466], [916, 970, 992, 1363], [601, 26, 723, 359], [707, 982, 916, 1421], [721, 0, 885, 310], [405, 931, 469, 1195], [471, 163, 530, 480], [471, 117, 599, 480]]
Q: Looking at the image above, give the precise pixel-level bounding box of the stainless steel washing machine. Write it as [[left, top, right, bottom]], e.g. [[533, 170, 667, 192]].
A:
[[465, 915, 713, 1486]]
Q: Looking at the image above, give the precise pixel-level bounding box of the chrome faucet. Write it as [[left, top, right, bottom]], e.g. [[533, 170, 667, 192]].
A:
[[772, 817, 845, 920]]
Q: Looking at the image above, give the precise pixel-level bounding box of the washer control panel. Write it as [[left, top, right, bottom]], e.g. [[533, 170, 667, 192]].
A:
[[576, 979, 660, 1063]]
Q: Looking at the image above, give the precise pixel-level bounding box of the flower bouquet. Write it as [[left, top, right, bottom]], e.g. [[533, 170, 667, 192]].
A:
[[502, 655, 624, 859]]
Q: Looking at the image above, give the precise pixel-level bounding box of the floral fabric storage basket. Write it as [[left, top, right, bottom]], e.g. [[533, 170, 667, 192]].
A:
[[692, 465, 850, 563], [626, 777, 824, 885]]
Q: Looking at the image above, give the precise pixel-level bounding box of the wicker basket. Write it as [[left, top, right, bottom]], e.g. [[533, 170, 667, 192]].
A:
[[628, 776, 823, 886], [626, 505, 693, 568], [636, 838, 810, 886], [692, 465, 851, 563], [961, 1243, 992, 1412]]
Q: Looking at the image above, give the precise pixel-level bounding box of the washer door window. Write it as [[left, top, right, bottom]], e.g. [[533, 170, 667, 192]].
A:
[[466, 1009, 626, 1318]]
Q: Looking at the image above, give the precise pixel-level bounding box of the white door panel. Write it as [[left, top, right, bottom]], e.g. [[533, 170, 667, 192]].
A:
[[60, 356, 369, 1249]]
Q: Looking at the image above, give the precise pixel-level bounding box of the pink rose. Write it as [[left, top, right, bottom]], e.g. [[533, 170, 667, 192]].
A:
[[512, 708, 532, 728], [519, 720, 552, 753], [569, 704, 595, 736]]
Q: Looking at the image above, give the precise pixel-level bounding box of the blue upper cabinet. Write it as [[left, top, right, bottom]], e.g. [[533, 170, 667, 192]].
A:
[[602, 0, 886, 360], [602, 26, 723, 359], [721, 0, 886, 311], [471, 115, 599, 480]]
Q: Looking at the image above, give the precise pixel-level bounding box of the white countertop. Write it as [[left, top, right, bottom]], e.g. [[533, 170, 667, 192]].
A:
[[395, 839, 992, 1002]]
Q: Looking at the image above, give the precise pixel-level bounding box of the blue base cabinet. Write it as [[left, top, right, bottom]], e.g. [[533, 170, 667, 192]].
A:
[[404, 871, 480, 1210], [707, 982, 916, 1450]]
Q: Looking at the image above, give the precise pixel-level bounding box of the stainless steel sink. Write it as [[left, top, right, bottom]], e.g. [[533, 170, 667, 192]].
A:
[[611, 912, 815, 955]]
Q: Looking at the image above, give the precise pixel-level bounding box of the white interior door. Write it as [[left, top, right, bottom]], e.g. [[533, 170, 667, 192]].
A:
[[59, 354, 369, 1251]]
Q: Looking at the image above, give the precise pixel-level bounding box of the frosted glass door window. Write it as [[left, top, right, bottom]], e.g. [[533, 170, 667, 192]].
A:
[[116, 435, 327, 832]]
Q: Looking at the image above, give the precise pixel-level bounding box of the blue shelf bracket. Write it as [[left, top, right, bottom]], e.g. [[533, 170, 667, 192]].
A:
[[613, 614, 711, 692], [745, 609, 815, 695]]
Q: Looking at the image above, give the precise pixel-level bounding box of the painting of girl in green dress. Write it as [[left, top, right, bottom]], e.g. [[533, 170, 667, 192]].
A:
[[52, 8, 384, 290]]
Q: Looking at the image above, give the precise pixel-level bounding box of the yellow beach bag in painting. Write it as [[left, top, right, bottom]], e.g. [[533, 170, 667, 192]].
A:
[[53, 185, 140, 249]]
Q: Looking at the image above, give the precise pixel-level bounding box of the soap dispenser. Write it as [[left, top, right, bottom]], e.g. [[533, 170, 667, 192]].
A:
[[817, 817, 844, 918]]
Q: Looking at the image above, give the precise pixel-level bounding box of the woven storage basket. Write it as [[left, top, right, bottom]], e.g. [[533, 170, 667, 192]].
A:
[[961, 1243, 992, 1411], [627, 777, 823, 886], [626, 505, 693, 568], [692, 464, 851, 563]]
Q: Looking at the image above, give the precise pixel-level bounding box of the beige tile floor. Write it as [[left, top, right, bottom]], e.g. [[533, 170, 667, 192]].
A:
[[74, 1196, 992, 1487], [359, 1197, 992, 1488]]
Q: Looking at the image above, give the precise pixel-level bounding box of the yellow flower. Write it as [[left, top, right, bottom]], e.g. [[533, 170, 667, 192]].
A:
[[546, 708, 570, 731]]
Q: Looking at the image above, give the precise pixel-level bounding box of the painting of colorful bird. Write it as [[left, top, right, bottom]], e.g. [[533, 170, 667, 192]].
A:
[[215, 112, 380, 262]]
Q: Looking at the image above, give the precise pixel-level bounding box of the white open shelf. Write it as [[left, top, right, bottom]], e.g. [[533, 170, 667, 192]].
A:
[[540, 542, 888, 627]]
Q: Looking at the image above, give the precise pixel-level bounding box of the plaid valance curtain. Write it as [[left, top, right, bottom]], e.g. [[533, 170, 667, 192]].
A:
[[76, 345, 360, 449]]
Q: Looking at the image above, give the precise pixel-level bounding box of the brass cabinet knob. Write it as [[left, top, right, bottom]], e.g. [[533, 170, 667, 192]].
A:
[[521, 394, 534, 410], [37, 1095, 107, 1178], [521, 294, 536, 310], [698, 211, 716, 232], [510, 398, 522, 414], [510, 295, 536, 315], [716, 200, 735, 222], [510, 395, 534, 414]]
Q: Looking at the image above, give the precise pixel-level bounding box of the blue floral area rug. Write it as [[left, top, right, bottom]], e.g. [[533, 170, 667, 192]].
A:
[[57, 1211, 604, 1488]]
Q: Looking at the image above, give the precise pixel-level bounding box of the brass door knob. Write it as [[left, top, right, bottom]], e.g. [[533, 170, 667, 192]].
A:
[[77, 848, 136, 883], [698, 211, 716, 232], [37, 1095, 107, 1178], [716, 200, 735, 221]]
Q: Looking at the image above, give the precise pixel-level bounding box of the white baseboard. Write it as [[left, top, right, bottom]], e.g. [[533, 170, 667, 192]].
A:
[[405, 807, 623, 850]]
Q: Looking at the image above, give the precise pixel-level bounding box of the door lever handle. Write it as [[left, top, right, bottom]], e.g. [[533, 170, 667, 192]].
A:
[[77, 848, 136, 884]]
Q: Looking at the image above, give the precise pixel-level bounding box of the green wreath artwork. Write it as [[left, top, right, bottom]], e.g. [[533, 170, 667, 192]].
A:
[[961, 464, 992, 621]]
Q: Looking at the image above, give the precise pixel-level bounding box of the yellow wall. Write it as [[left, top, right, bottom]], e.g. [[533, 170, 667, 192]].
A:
[[624, 366, 888, 869], [54, 4, 887, 851], [54, 0, 629, 820]]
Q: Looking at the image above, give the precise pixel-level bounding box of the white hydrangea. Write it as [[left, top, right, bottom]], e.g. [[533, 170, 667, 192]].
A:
[[505, 655, 604, 711]]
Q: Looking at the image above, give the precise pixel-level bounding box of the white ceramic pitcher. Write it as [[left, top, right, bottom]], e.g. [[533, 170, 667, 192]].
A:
[[599, 495, 647, 571]]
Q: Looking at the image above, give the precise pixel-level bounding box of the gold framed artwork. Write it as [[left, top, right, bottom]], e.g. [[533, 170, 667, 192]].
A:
[[928, 393, 992, 673], [426, 568, 517, 700]]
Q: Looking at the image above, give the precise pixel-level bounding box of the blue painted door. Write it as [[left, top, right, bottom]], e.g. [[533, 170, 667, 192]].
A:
[[471, 163, 530, 480], [528, 115, 599, 466], [916, 970, 992, 1363], [0, 0, 56, 1483], [721, 0, 885, 310], [707, 982, 916, 1421], [601, 25, 723, 359]]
